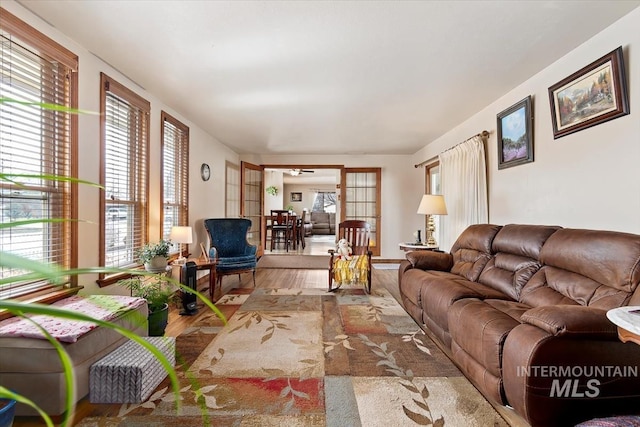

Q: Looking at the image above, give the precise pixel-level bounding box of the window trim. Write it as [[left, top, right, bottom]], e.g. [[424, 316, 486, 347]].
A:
[[97, 73, 150, 286], [160, 111, 189, 254], [0, 7, 79, 295]]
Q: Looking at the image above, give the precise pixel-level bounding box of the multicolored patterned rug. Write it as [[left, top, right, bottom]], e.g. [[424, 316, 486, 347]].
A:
[[77, 287, 507, 426]]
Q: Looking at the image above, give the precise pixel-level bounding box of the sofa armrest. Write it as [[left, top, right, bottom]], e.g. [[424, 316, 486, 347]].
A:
[[405, 250, 453, 272], [521, 305, 618, 340]]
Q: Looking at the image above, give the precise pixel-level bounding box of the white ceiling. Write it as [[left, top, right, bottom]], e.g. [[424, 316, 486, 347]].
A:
[[20, 0, 640, 155]]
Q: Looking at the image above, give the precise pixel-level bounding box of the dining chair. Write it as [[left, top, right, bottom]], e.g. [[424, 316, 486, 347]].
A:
[[270, 210, 294, 251]]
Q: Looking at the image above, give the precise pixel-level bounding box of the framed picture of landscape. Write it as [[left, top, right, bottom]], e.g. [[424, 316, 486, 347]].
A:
[[497, 95, 533, 170], [548, 46, 629, 139]]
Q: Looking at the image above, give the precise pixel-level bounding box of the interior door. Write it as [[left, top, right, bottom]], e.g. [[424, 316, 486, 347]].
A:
[[241, 161, 264, 257], [341, 168, 381, 256]]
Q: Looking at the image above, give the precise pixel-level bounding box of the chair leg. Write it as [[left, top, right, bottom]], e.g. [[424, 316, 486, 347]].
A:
[[328, 253, 335, 292], [252, 270, 256, 287]]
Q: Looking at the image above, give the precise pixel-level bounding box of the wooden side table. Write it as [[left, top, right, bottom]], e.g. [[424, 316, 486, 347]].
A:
[[192, 259, 218, 301], [399, 242, 439, 252], [606, 306, 640, 346], [172, 258, 218, 301]]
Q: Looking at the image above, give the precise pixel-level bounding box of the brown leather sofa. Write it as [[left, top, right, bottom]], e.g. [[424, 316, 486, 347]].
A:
[[398, 224, 640, 427]]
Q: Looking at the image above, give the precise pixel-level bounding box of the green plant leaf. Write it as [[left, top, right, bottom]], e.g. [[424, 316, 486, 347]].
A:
[[0, 97, 99, 115], [0, 386, 55, 427], [0, 172, 102, 188], [24, 316, 77, 427]]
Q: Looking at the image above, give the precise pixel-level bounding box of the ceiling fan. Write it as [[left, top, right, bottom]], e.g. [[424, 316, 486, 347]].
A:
[[289, 168, 314, 176]]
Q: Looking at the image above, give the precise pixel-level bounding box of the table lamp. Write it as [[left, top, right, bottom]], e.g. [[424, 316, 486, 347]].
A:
[[170, 226, 193, 264], [417, 195, 448, 247]]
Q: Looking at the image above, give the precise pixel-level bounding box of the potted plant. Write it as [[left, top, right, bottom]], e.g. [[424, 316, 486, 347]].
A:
[[137, 239, 172, 272], [265, 185, 278, 196], [0, 397, 16, 427], [117, 275, 176, 336]]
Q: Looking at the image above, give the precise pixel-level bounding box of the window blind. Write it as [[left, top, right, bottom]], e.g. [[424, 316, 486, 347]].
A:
[[161, 111, 188, 254], [0, 8, 78, 298], [100, 73, 149, 277]]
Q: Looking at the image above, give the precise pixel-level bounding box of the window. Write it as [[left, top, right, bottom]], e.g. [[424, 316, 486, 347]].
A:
[[99, 73, 149, 283], [0, 8, 78, 298], [425, 161, 442, 245], [161, 111, 189, 254], [225, 161, 240, 218], [312, 192, 336, 213]]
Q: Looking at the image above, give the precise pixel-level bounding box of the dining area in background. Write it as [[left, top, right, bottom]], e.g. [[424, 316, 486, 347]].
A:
[[263, 209, 308, 252]]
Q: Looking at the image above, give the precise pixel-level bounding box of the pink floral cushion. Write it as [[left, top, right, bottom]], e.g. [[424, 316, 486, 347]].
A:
[[0, 295, 146, 343]]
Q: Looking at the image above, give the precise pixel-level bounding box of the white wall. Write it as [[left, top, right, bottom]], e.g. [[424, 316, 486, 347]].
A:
[[264, 170, 284, 212], [5, 1, 240, 295], [413, 8, 640, 236]]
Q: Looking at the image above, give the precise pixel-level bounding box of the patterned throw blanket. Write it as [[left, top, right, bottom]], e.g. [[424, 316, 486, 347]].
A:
[[332, 255, 369, 286], [0, 295, 146, 343]]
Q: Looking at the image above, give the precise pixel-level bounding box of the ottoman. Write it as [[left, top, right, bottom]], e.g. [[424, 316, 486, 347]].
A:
[[90, 336, 175, 404]]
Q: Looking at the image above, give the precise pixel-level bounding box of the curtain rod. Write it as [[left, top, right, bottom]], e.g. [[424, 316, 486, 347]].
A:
[[414, 130, 490, 168]]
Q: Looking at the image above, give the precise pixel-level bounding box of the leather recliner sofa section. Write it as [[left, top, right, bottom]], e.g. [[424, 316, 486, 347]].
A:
[[398, 224, 640, 427]]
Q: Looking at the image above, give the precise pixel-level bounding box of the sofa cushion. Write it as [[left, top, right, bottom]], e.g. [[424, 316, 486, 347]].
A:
[[521, 228, 640, 310], [478, 224, 560, 300], [420, 274, 510, 338], [449, 299, 528, 378], [449, 224, 502, 282], [0, 301, 148, 416], [399, 268, 457, 310]]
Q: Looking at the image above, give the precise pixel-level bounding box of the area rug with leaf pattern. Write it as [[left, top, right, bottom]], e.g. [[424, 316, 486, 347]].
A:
[[77, 287, 508, 426]]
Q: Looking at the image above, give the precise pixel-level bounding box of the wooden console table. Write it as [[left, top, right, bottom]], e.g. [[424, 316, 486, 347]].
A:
[[606, 306, 640, 346]]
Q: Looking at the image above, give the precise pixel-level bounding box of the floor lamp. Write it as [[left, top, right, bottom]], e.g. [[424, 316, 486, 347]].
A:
[[417, 195, 448, 247], [170, 226, 193, 264]]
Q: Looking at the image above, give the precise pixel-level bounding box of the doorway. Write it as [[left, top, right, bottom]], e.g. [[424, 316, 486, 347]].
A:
[[240, 164, 382, 258], [263, 165, 341, 256]]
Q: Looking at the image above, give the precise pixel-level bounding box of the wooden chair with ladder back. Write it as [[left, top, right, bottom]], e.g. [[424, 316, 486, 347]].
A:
[[328, 220, 372, 293]]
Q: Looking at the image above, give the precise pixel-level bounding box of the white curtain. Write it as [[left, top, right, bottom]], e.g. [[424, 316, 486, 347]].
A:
[[438, 135, 488, 251]]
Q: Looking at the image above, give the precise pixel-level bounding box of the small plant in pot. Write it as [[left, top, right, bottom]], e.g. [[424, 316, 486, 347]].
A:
[[138, 239, 172, 272], [117, 275, 176, 336]]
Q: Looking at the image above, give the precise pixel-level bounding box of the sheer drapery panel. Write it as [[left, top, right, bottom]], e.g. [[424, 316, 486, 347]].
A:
[[438, 136, 488, 252]]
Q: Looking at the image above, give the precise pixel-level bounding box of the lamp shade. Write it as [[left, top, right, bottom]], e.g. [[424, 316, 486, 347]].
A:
[[417, 195, 448, 215], [169, 226, 193, 244]]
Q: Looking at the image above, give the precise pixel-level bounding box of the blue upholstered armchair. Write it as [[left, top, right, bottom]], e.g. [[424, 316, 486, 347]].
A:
[[204, 218, 257, 287]]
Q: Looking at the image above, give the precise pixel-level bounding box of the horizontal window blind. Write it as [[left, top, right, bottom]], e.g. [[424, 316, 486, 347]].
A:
[[161, 111, 189, 254], [100, 74, 149, 276], [0, 8, 78, 298]]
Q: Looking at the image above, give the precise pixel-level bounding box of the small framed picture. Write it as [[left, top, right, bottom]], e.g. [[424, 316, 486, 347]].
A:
[[497, 96, 534, 170], [290, 192, 302, 202], [199, 243, 209, 262], [548, 46, 629, 139]]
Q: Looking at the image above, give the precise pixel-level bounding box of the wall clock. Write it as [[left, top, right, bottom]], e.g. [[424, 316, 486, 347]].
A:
[[200, 163, 211, 181]]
